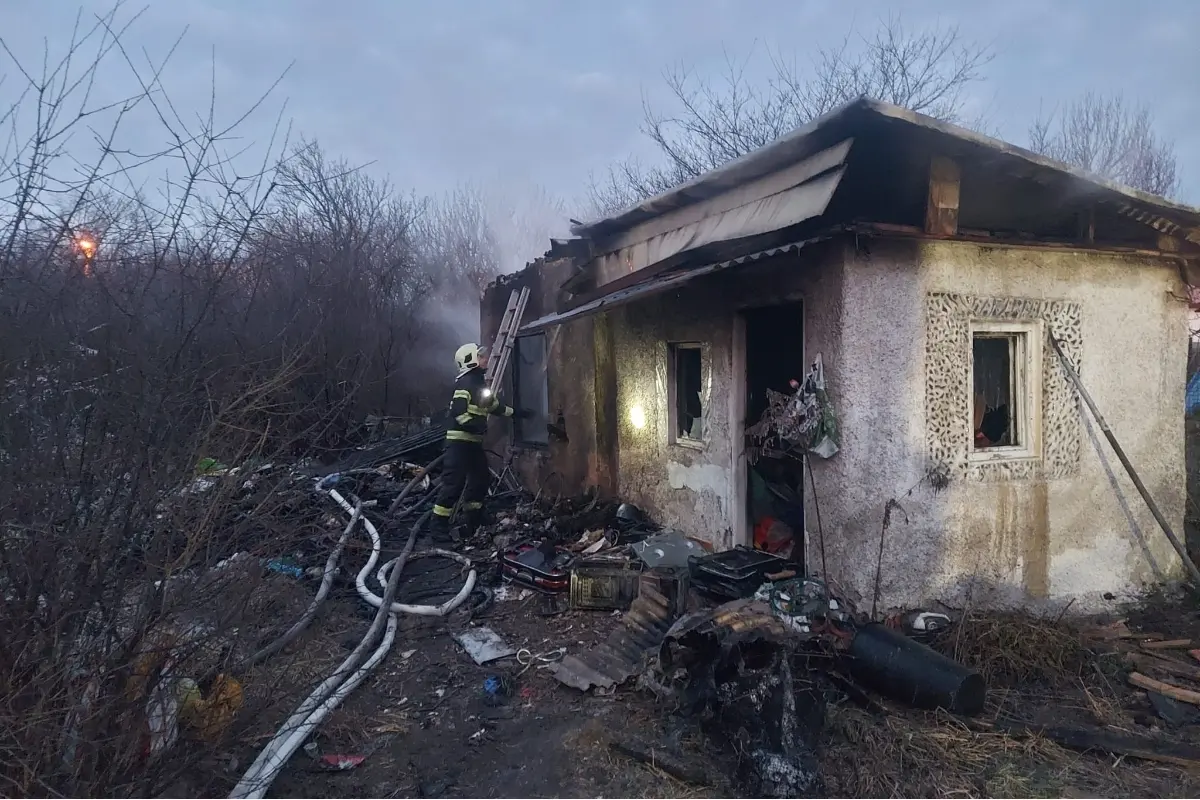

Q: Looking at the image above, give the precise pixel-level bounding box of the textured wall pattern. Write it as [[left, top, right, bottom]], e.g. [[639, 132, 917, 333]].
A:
[[926, 292, 1082, 481]]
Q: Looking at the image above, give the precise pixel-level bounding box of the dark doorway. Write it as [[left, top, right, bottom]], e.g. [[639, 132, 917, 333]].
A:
[[743, 302, 805, 566]]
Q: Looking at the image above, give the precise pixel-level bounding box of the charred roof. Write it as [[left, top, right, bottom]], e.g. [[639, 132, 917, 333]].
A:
[[572, 97, 1200, 247]]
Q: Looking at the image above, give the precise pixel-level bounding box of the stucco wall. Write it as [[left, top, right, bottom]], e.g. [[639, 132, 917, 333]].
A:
[[609, 286, 736, 546], [815, 238, 1188, 613], [487, 236, 1187, 613], [608, 241, 845, 550]]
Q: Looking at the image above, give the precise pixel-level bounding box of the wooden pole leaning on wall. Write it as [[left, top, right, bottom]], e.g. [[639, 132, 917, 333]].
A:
[[1049, 333, 1200, 587]]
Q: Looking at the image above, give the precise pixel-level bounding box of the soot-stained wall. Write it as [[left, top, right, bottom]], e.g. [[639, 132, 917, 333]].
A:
[[481, 258, 599, 495], [485, 236, 1187, 614], [606, 241, 846, 549]]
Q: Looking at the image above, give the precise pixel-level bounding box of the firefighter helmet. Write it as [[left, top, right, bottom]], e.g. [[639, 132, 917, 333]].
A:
[[454, 342, 486, 373]]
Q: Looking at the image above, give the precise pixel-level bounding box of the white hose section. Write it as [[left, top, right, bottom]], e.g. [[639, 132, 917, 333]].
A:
[[372, 548, 477, 616], [229, 484, 477, 799], [232, 614, 399, 799], [343, 492, 478, 617]]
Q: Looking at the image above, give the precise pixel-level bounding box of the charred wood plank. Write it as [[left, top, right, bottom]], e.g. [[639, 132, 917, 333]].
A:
[[608, 740, 711, 786]]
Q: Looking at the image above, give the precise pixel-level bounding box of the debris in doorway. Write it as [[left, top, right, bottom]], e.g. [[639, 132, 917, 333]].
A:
[[453, 627, 517, 665], [631, 531, 706, 568], [752, 516, 795, 556], [746, 352, 839, 461]]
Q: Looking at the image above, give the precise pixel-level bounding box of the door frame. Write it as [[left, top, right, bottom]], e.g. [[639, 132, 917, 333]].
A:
[[732, 296, 807, 550]]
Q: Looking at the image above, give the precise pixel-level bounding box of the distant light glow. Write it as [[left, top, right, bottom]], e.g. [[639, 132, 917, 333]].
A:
[[481, 388, 493, 398], [629, 404, 646, 430], [74, 234, 97, 277]]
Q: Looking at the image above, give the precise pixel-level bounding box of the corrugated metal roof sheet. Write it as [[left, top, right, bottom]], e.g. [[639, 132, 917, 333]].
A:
[[548, 579, 678, 692], [519, 239, 812, 334]]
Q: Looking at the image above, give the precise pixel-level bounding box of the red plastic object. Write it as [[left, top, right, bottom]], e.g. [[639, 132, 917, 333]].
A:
[[500, 542, 572, 593]]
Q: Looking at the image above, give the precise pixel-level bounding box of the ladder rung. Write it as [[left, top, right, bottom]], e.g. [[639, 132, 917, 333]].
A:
[[485, 286, 529, 391]]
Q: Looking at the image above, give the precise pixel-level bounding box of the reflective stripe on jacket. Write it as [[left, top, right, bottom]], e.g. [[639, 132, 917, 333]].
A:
[[445, 367, 513, 443]]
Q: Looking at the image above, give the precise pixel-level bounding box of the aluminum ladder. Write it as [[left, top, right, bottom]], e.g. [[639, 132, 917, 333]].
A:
[[484, 286, 529, 393]]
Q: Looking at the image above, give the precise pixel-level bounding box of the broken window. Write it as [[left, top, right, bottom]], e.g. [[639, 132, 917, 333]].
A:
[[970, 321, 1040, 457], [512, 333, 548, 446], [671, 343, 704, 442]]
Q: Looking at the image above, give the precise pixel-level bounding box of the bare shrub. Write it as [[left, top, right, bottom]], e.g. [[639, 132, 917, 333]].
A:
[[1028, 91, 1180, 198], [0, 6, 483, 796]]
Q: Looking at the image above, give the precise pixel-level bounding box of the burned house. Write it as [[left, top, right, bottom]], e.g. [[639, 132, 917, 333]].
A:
[[481, 97, 1200, 612]]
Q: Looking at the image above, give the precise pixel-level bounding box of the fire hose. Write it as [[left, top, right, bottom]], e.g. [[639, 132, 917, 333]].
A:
[[229, 463, 475, 799]]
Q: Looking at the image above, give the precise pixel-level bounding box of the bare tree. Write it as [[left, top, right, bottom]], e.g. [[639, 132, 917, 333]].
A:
[[0, 5, 512, 795], [488, 183, 569, 274], [1028, 91, 1179, 198], [418, 183, 503, 296], [588, 15, 993, 214], [418, 182, 567, 293]]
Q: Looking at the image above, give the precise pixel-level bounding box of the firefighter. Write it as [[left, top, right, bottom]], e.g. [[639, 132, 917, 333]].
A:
[[430, 343, 530, 540]]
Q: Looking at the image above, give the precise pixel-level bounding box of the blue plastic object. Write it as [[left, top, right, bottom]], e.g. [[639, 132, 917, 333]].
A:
[[266, 559, 304, 579], [1187, 372, 1200, 415]]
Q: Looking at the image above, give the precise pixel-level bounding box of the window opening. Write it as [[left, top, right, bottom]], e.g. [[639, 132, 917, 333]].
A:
[[972, 333, 1020, 450], [672, 344, 703, 441], [512, 333, 549, 445]]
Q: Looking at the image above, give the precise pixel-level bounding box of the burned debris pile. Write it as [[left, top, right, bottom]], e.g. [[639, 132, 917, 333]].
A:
[[104, 428, 1200, 799]]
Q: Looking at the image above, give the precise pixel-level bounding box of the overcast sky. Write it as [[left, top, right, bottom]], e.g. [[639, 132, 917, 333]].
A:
[[3, 0, 1198, 243]]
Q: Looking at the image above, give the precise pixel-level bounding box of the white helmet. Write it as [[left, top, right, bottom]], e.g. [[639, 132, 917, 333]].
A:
[[454, 342, 485, 373]]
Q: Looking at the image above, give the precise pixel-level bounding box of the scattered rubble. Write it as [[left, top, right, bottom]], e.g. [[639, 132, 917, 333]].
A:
[[110, 428, 1200, 799]]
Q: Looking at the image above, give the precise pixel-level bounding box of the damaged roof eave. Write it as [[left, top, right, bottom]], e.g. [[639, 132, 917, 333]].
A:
[[520, 236, 825, 334], [571, 100, 867, 241], [573, 96, 1200, 246]]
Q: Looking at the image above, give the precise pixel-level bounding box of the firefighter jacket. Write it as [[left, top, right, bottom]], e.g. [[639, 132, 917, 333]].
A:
[[445, 367, 513, 443]]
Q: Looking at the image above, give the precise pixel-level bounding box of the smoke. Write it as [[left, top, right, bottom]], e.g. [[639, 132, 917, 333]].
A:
[[414, 180, 570, 369], [480, 182, 571, 274]]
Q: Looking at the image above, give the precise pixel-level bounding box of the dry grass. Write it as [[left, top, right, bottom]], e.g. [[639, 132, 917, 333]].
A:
[[823, 702, 1072, 798], [561, 710, 725, 798], [931, 611, 1093, 685]]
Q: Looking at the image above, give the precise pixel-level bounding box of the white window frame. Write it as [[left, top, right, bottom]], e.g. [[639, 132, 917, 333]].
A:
[[967, 319, 1043, 463], [668, 341, 705, 448]]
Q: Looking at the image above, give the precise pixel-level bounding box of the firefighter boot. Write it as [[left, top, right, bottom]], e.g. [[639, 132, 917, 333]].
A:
[[427, 512, 453, 543], [460, 508, 483, 541]]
